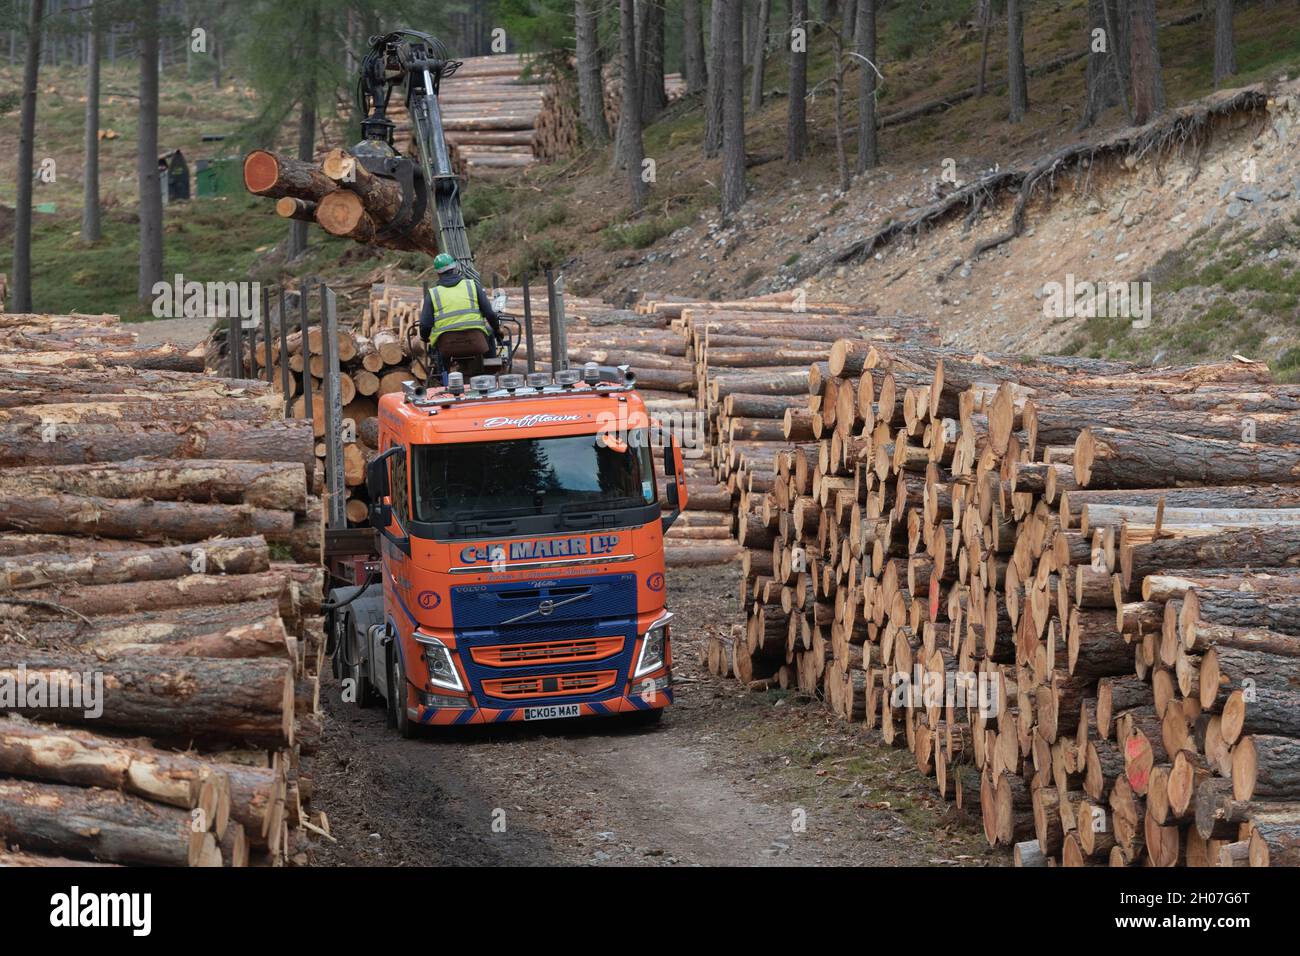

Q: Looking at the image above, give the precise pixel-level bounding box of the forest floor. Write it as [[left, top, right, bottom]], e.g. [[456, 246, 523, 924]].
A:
[[308, 563, 1000, 867]]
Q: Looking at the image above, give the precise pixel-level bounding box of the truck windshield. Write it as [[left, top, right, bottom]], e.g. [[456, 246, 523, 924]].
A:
[[410, 430, 657, 523]]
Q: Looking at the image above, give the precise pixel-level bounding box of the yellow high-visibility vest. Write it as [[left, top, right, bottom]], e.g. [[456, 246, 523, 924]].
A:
[[428, 278, 491, 340]]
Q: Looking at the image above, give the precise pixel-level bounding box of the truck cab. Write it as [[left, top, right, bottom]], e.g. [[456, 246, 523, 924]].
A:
[[338, 366, 687, 734]]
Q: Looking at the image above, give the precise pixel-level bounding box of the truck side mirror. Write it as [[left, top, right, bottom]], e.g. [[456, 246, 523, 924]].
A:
[[365, 447, 396, 500], [365, 446, 410, 556], [660, 434, 688, 533]]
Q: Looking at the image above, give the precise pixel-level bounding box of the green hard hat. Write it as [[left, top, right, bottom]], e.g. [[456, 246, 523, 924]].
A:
[[433, 253, 458, 273]]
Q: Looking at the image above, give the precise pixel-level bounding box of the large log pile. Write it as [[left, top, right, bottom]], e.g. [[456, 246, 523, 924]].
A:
[[705, 334, 1300, 867], [341, 53, 585, 178], [0, 311, 328, 866]]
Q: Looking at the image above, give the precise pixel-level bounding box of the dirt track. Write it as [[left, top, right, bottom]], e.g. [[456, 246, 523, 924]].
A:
[[310, 564, 1000, 867]]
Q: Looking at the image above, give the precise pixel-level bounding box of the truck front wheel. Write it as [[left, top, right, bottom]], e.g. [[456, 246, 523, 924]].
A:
[[389, 647, 417, 739]]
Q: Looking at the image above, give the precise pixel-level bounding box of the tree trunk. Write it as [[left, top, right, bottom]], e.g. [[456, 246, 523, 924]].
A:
[[749, 0, 770, 111], [82, 0, 102, 242], [288, 6, 319, 260], [639, 0, 667, 121], [1007, 0, 1029, 123], [1213, 0, 1236, 87], [786, 0, 808, 161], [575, 0, 609, 144], [721, 0, 746, 218], [1079, 0, 1127, 129], [683, 0, 707, 93], [11, 0, 43, 314], [1128, 0, 1164, 125], [618, 0, 647, 210], [855, 0, 878, 173], [705, 0, 726, 157], [136, 0, 163, 301], [975, 0, 991, 97]]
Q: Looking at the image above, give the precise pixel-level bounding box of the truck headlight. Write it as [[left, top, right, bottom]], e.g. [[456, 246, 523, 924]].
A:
[[414, 634, 464, 691], [634, 616, 671, 677]]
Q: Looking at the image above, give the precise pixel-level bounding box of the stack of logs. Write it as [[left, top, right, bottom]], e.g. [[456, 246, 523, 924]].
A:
[[707, 333, 1300, 868], [368, 53, 579, 173], [0, 310, 328, 866], [601, 66, 689, 135]]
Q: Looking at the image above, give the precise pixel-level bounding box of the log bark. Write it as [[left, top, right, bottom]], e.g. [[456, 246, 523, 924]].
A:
[[0, 536, 270, 589], [0, 494, 295, 544], [1075, 426, 1300, 488], [0, 652, 294, 746], [0, 420, 316, 471], [0, 460, 307, 511], [0, 779, 220, 866]]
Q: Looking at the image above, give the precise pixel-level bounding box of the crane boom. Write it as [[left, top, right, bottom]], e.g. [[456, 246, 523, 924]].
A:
[[354, 29, 477, 279]]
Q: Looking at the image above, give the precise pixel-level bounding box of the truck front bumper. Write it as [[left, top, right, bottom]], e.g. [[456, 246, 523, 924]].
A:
[[409, 678, 672, 725]]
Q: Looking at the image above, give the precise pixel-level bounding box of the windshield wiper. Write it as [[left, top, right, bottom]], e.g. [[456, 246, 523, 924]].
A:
[[555, 496, 643, 529]]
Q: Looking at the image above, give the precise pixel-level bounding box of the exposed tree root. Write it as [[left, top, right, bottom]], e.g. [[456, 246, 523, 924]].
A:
[[817, 84, 1268, 275]]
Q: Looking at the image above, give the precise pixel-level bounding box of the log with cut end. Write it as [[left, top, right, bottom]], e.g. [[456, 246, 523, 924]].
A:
[[275, 196, 318, 223], [71, 611, 292, 661], [1248, 816, 1300, 867], [1199, 645, 1300, 710], [0, 652, 294, 747], [1220, 685, 1300, 744], [243, 149, 338, 202], [0, 536, 270, 589], [1232, 735, 1300, 801], [0, 717, 229, 818], [0, 779, 221, 866]]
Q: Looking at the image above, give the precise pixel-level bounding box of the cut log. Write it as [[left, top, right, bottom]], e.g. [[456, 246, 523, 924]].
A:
[[0, 779, 221, 866], [0, 652, 294, 747]]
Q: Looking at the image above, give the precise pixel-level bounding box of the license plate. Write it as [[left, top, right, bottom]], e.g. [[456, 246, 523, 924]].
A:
[[524, 704, 580, 721]]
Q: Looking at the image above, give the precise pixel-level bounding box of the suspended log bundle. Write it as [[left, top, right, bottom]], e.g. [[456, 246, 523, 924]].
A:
[[702, 323, 1300, 867], [0, 310, 327, 867]]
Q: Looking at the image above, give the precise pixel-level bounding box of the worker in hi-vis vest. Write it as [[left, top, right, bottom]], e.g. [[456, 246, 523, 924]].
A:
[[419, 253, 503, 377]]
